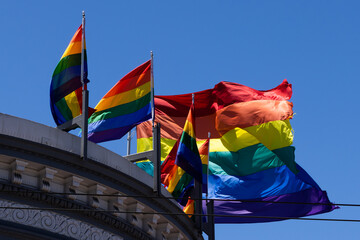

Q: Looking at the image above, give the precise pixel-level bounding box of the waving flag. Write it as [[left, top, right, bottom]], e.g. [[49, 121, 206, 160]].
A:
[[175, 103, 203, 183], [161, 136, 209, 198], [137, 80, 336, 223], [50, 25, 87, 126], [161, 105, 207, 217], [161, 138, 192, 198], [88, 60, 152, 143]]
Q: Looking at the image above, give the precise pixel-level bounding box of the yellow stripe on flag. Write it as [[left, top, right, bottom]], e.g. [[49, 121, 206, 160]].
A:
[[137, 120, 293, 162], [61, 41, 83, 59], [64, 91, 81, 118], [95, 81, 151, 111], [167, 167, 186, 193], [183, 120, 195, 138]]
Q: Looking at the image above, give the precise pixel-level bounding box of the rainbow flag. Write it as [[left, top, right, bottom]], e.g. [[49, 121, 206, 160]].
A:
[[161, 138, 192, 198], [161, 107, 207, 217], [137, 80, 336, 223], [161, 136, 209, 198], [175, 104, 203, 183], [161, 139, 206, 217], [88, 60, 152, 143], [50, 25, 87, 126]]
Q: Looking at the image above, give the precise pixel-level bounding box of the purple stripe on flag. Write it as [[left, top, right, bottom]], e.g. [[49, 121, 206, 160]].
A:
[[203, 187, 337, 223]]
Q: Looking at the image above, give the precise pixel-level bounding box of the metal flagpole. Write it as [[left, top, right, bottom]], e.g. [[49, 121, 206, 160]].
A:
[[128, 51, 154, 157], [207, 199, 215, 240], [80, 11, 89, 161], [150, 51, 155, 129], [150, 51, 161, 195], [206, 132, 215, 240], [206, 132, 211, 200], [193, 93, 203, 236], [126, 130, 132, 156]]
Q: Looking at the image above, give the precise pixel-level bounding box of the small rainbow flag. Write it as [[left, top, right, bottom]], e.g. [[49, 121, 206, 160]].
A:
[[50, 25, 87, 126], [161, 139, 207, 216], [161, 105, 207, 216], [88, 60, 152, 143], [175, 103, 203, 184], [161, 139, 209, 197], [161, 138, 191, 198]]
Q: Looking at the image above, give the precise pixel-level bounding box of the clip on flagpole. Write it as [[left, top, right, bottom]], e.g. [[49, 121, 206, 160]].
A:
[[80, 10, 89, 161]]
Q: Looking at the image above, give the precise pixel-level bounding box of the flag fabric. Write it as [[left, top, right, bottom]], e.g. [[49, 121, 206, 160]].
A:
[[161, 136, 209, 198], [183, 198, 195, 218], [161, 137, 193, 198], [161, 105, 205, 217], [50, 25, 87, 126], [88, 60, 152, 143], [175, 104, 203, 183], [199, 138, 210, 194], [137, 80, 336, 223], [161, 140, 207, 217]]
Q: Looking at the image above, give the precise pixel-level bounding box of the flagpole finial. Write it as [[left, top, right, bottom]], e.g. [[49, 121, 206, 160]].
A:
[[82, 11, 85, 17], [192, 93, 195, 105]]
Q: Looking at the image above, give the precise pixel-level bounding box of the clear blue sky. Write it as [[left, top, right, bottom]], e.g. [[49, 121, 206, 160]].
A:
[[1, 1, 360, 239]]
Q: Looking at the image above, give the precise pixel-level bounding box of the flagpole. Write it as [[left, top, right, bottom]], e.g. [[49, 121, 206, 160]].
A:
[[126, 130, 131, 156], [206, 132, 210, 199], [80, 11, 89, 161], [206, 131, 215, 240], [150, 51, 155, 129], [150, 51, 161, 195], [192, 93, 203, 236], [207, 199, 215, 240]]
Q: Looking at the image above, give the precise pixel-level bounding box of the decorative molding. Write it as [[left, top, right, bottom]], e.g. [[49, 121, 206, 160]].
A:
[[0, 198, 123, 240], [40, 167, 57, 180], [11, 159, 28, 185], [127, 202, 146, 228], [109, 194, 127, 219], [145, 214, 161, 238], [156, 222, 173, 240], [11, 159, 28, 172], [39, 167, 57, 192], [0, 183, 154, 240], [65, 176, 83, 200], [88, 184, 106, 208], [167, 232, 185, 240], [0, 130, 199, 240]]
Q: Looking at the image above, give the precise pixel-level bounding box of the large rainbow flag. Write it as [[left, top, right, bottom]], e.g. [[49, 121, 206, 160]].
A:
[[88, 60, 152, 143], [50, 26, 87, 126], [137, 80, 336, 223]]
